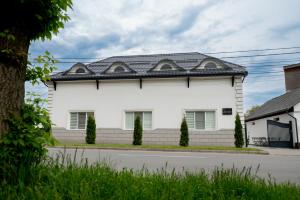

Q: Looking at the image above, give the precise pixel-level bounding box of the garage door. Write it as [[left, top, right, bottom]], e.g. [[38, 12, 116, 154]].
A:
[[267, 120, 293, 148]]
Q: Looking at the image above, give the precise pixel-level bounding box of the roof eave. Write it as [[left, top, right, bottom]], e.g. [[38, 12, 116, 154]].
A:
[[245, 107, 294, 122], [50, 71, 247, 81]]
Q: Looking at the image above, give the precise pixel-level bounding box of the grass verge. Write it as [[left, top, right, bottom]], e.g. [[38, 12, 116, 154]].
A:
[[0, 156, 299, 200], [54, 143, 265, 154]]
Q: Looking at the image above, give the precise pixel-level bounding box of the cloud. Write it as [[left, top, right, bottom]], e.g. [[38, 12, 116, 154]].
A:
[[28, 0, 300, 111]]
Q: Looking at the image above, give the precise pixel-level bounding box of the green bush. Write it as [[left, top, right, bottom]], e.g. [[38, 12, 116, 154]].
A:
[[86, 115, 96, 144], [0, 96, 53, 183], [133, 116, 143, 145], [234, 113, 244, 148], [180, 117, 189, 146]]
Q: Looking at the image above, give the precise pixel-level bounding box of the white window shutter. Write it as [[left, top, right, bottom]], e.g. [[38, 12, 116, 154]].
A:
[[70, 112, 78, 129], [205, 111, 215, 129], [186, 112, 195, 129], [143, 112, 152, 129], [195, 112, 205, 130], [125, 112, 134, 129], [78, 112, 86, 129]]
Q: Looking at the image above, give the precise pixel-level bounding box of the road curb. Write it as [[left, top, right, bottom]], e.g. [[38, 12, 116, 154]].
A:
[[50, 146, 269, 155]]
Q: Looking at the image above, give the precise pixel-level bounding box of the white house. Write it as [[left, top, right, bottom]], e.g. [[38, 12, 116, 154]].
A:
[[48, 52, 247, 146], [246, 64, 300, 148]]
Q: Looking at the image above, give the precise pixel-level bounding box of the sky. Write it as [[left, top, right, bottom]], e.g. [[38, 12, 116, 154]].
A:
[[28, 0, 300, 111]]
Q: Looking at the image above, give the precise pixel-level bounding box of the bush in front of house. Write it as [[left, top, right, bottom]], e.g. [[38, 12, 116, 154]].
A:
[[86, 115, 96, 144], [133, 116, 143, 145], [234, 113, 244, 148], [180, 117, 189, 146]]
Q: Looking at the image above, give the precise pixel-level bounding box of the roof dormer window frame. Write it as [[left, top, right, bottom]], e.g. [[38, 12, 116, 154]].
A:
[[63, 63, 95, 75], [148, 59, 185, 72], [192, 58, 228, 71], [102, 62, 136, 74], [75, 68, 86, 74]]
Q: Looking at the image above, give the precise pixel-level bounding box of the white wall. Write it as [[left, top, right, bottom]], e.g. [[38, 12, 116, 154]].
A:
[[293, 103, 300, 143], [48, 77, 241, 131], [246, 110, 300, 146]]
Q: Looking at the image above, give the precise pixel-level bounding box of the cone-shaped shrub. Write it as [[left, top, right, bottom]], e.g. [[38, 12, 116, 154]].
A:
[[86, 115, 96, 144], [133, 116, 143, 145], [180, 117, 189, 146], [234, 113, 244, 148]]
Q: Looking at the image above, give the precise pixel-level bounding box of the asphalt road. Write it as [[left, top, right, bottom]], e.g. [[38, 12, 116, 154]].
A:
[[48, 148, 300, 184]]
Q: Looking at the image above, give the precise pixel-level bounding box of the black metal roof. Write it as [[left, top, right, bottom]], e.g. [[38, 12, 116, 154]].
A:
[[246, 88, 300, 121], [51, 52, 247, 81]]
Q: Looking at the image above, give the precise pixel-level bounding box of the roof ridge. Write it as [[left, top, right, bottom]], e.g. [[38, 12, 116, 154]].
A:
[[101, 52, 202, 60]]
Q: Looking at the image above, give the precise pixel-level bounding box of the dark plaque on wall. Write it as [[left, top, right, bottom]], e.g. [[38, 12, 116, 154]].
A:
[[222, 108, 232, 115]]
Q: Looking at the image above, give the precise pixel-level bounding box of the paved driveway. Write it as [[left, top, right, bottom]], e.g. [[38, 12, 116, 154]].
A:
[[251, 146, 300, 156], [48, 148, 300, 184]]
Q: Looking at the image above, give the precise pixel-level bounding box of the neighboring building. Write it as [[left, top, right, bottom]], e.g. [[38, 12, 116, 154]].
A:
[[48, 52, 247, 146], [246, 63, 300, 148], [284, 63, 300, 92]]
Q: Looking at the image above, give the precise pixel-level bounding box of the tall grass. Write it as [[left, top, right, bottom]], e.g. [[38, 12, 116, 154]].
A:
[[1, 150, 299, 200]]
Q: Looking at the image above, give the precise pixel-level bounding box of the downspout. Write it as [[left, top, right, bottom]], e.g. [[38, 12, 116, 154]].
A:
[[287, 112, 299, 148]]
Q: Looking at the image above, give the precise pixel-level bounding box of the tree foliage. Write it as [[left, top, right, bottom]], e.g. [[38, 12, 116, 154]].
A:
[[133, 116, 143, 145], [234, 114, 244, 148], [180, 117, 189, 147], [0, 0, 72, 136], [0, 94, 54, 182], [1, 0, 72, 41], [86, 115, 96, 144], [26, 51, 58, 85], [245, 105, 261, 117]]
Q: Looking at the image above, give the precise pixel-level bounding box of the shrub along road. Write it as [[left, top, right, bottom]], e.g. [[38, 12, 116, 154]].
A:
[[48, 147, 300, 185]]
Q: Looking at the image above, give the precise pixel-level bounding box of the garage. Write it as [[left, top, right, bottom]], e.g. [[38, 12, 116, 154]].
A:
[[246, 88, 300, 149]]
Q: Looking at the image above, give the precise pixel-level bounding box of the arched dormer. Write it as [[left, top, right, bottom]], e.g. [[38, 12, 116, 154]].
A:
[[102, 62, 136, 74], [63, 63, 94, 75], [75, 68, 86, 73], [148, 59, 185, 72], [192, 58, 230, 71]]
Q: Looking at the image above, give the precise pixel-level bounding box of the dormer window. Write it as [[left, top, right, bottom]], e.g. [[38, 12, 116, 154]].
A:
[[103, 62, 136, 74], [149, 59, 185, 72], [192, 58, 228, 71], [114, 66, 126, 73], [160, 64, 173, 71], [204, 62, 217, 69], [63, 62, 94, 75], [75, 68, 86, 73]]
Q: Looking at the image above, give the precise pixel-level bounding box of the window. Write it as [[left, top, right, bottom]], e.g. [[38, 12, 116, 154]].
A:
[[186, 111, 215, 130], [114, 66, 126, 73], [125, 111, 152, 130], [70, 112, 94, 129], [160, 64, 173, 71], [204, 62, 217, 69], [75, 68, 86, 73]]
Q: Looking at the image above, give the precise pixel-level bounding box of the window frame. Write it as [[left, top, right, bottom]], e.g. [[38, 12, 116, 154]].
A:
[[114, 65, 126, 73], [124, 110, 153, 130], [68, 111, 95, 130], [184, 110, 217, 131], [75, 68, 86, 74], [204, 62, 218, 69], [160, 64, 173, 71]]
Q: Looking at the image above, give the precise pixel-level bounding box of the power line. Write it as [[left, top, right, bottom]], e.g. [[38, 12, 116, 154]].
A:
[[204, 46, 300, 55], [220, 51, 300, 59], [28, 45, 300, 61]]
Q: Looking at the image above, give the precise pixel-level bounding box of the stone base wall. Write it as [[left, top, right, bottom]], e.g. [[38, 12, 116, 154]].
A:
[[52, 127, 235, 146]]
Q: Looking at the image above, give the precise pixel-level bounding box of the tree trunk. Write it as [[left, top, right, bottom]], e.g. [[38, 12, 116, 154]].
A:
[[0, 30, 29, 138]]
